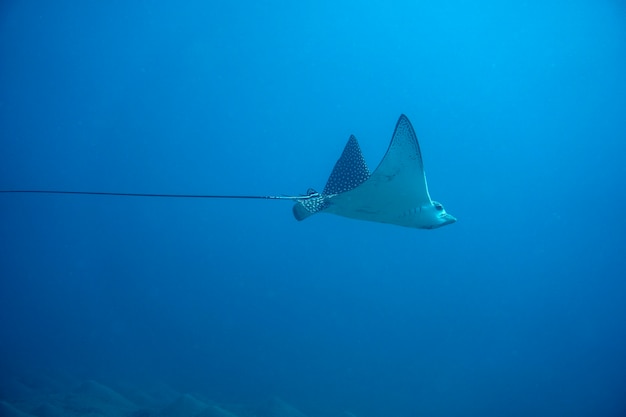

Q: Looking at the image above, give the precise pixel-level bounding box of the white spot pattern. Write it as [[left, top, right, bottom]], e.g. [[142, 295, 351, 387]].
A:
[[323, 135, 370, 195]]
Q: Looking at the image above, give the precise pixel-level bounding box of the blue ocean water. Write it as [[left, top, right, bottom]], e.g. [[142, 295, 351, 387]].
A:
[[1, 1, 625, 416]]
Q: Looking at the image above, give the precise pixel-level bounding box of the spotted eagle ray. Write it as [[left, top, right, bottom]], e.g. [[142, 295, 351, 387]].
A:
[[1, 115, 455, 229]]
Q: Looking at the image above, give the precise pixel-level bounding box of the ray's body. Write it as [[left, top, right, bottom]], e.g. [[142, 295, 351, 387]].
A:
[[293, 115, 456, 229]]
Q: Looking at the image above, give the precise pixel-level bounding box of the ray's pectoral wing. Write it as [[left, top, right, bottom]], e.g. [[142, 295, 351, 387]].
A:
[[328, 115, 432, 214], [292, 134, 370, 221], [323, 135, 370, 195]]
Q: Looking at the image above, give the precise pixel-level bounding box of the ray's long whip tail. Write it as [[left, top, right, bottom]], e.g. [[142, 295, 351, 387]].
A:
[[0, 190, 319, 201]]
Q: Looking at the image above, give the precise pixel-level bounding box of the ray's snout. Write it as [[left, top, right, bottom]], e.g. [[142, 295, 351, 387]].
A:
[[442, 213, 457, 225], [427, 212, 456, 229]]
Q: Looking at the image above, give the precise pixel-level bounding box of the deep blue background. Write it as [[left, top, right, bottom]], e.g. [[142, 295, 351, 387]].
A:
[[1, 1, 626, 416]]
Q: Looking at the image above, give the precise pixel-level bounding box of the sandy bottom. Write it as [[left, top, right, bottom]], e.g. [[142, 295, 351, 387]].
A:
[[0, 374, 351, 417]]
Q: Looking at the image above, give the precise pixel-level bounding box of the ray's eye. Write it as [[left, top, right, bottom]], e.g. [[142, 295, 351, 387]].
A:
[[434, 203, 443, 211]]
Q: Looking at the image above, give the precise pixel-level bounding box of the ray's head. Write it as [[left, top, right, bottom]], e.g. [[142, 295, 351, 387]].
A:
[[423, 201, 456, 229]]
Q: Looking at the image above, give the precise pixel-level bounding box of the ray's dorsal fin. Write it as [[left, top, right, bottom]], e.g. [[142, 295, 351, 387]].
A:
[[323, 135, 370, 195]]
